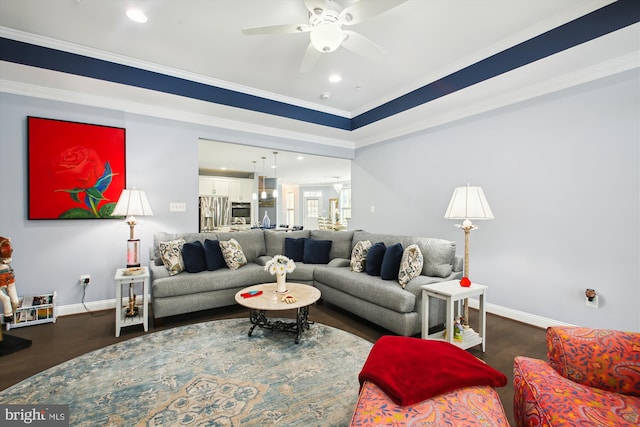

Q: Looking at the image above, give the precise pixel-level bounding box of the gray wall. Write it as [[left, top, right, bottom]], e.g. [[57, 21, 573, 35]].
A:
[[350, 70, 639, 331], [0, 92, 351, 309], [1, 69, 638, 331]]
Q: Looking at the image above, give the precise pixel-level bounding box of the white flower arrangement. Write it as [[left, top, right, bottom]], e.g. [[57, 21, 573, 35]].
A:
[[265, 254, 296, 275]]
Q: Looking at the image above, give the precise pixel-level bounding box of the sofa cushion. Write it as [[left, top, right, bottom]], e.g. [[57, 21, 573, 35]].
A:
[[203, 239, 227, 271], [415, 238, 456, 278], [353, 231, 456, 279], [350, 240, 371, 272], [398, 244, 424, 288], [152, 263, 273, 298], [547, 326, 640, 397], [303, 239, 333, 264], [285, 237, 306, 262], [513, 356, 640, 427], [215, 230, 266, 263], [380, 243, 403, 280], [353, 381, 510, 427], [314, 267, 416, 313], [264, 229, 310, 257], [159, 239, 186, 276], [219, 238, 247, 270], [310, 230, 354, 259], [366, 242, 386, 276], [182, 241, 206, 273], [153, 232, 177, 265]]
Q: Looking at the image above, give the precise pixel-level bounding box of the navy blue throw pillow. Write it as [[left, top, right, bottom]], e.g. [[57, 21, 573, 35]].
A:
[[203, 239, 227, 271], [285, 237, 306, 262], [182, 241, 206, 273], [303, 239, 332, 264], [381, 243, 404, 280], [366, 242, 387, 276]]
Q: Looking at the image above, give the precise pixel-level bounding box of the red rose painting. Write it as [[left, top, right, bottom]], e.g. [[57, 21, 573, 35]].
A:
[[28, 117, 126, 219]]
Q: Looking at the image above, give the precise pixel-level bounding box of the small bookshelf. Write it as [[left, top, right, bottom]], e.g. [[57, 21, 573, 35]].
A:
[[5, 292, 57, 330]]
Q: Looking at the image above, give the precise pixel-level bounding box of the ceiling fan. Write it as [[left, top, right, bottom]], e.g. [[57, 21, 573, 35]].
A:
[[241, 0, 407, 72]]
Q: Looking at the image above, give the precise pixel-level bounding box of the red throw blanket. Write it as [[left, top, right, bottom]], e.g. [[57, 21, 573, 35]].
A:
[[358, 335, 507, 406]]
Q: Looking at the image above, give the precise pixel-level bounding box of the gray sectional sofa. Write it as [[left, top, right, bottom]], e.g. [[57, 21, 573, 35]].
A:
[[149, 229, 463, 336]]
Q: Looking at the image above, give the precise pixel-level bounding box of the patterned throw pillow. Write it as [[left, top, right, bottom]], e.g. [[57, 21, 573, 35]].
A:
[[219, 238, 247, 270], [159, 239, 186, 276], [398, 244, 424, 288], [350, 240, 372, 272]]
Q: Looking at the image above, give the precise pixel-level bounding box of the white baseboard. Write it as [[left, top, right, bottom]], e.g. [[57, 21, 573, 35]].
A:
[[57, 299, 116, 317], [57, 297, 573, 330], [468, 298, 574, 329]]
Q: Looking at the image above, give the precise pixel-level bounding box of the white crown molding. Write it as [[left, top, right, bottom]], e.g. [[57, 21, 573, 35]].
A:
[[351, 0, 618, 117], [351, 48, 639, 149], [0, 26, 351, 119], [0, 71, 354, 151]]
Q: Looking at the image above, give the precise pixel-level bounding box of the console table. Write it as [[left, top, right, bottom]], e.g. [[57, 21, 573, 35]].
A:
[[421, 280, 487, 351]]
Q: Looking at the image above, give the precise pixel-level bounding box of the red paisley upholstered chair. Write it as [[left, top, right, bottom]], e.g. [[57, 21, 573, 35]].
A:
[[513, 326, 640, 426]]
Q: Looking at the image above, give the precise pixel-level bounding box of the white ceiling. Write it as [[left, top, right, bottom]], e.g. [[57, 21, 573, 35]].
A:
[[0, 0, 637, 184]]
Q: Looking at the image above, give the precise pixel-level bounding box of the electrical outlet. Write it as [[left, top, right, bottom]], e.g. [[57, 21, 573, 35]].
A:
[[80, 274, 91, 286]]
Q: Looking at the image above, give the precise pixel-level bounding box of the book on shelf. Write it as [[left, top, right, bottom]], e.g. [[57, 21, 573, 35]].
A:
[[14, 294, 55, 322]]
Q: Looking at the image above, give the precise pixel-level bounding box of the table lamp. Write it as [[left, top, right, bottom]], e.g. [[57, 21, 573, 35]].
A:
[[112, 188, 153, 267], [444, 183, 494, 325], [112, 188, 153, 317]]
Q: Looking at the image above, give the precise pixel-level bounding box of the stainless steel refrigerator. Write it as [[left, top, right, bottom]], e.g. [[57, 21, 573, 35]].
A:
[[199, 196, 230, 232]]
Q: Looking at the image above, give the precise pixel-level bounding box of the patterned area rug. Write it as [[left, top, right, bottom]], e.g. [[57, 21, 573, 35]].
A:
[[0, 319, 373, 426]]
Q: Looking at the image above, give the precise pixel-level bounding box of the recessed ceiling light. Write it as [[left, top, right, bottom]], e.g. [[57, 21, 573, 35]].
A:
[[297, 156, 304, 160], [329, 74, 342, 83], [126, 8, 148, 23]]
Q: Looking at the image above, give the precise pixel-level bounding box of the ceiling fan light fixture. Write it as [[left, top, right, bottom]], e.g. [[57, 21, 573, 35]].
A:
[[310, 23, 343, 53]]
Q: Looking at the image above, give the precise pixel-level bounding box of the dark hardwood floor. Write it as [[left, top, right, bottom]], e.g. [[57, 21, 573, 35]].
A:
[[1, 302, 548, 426]]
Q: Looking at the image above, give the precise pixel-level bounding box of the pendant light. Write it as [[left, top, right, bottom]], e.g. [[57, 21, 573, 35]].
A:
[[260, 157, 267, 199], [251, 161, 258, 201], [272, 151, 279, 198]]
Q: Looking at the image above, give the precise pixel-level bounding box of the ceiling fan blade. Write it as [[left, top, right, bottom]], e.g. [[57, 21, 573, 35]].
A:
[[340, 0, 407, 25], [304, 0, 327, 16], [341, 30, 385, 61], [300, 43, 322, 73], [242, 24, 310, 35]]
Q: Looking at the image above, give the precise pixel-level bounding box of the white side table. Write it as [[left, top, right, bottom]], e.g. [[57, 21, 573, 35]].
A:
[[114, 267, 149, 337], [421, 280, 487, 351]]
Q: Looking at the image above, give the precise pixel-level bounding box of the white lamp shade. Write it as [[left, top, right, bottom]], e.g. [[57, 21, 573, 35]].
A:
[[444, 185, 494, 220], [112, 189, 153, 217]]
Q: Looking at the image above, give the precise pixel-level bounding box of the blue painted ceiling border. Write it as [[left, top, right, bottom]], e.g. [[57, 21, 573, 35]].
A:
[[352, 0, 640, 130], [0, 0, 637, 132]]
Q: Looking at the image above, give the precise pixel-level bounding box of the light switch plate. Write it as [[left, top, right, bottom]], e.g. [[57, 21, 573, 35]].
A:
[[169, 202, 186, 212]]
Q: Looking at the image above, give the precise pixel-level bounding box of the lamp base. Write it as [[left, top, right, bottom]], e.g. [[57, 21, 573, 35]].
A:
[[125, 300, 139, 317], [125, 284, 139, 318], [126, 239, 141, 268]]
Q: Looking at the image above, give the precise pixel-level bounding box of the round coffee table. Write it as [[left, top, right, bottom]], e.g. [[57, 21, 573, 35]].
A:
[[235, 282, 321, 344]]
